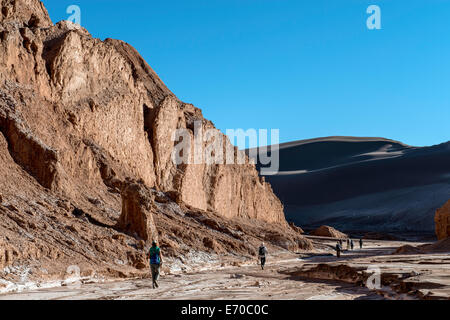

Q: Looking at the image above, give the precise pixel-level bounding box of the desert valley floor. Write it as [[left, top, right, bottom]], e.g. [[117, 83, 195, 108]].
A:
[[1, 237, 449, 300]]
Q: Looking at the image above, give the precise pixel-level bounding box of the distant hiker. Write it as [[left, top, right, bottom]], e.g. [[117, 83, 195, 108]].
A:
[[350, 239, 354, 250], [335, 242, 342, 258], [346, 238, 350, 250], [258, 242, 268, 270], [359, 238, 363, 249], [148, 240, 163, 289]]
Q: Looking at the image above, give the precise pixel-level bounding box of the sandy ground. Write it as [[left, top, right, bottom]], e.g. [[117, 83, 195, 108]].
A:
[[1, 238, 449, 300]]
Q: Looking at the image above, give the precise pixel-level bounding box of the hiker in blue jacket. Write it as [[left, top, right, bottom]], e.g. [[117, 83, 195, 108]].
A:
[[148, 240, 163, 289]]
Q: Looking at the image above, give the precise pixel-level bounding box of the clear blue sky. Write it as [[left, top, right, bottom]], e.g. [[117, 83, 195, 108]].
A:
[[43, 0, 449, 147]]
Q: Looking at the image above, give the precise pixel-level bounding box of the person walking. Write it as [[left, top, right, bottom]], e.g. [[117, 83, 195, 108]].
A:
[[359, 238, 363, 249], [350, 239, 354, 250], [258, 242, 268, 270], [148, 240, 163, 289], [335, 242, 341, 258]]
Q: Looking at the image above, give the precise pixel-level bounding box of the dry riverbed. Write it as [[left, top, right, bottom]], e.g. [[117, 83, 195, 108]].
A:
[[1, 239, 449, 300]]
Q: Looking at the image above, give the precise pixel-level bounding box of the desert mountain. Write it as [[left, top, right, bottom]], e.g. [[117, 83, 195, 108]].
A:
[[0, 0, 311, 286], [251, 136, 450, 234]]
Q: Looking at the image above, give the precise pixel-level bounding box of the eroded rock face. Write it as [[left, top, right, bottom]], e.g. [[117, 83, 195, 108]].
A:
[[0, 0, 52, 28], [435, 200, 450, 240], [0, 0, 306, 281], [117, 181, 158, 243], [0, 1, 284, 224], [0, 89, 63, 190]]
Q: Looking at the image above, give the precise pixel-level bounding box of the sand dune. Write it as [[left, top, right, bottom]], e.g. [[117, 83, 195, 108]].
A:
[[250, 137, 450, 234]]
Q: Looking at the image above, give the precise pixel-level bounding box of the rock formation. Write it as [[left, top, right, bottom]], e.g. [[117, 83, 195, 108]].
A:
[[0, 0, 310, 284], [394, 238, 450, 254], [0, 0, 52, 28], [0, 0, 284, 224], [117, 180, 158, 243], [435, 200, 450, 240], [310, 226, 348, 239]]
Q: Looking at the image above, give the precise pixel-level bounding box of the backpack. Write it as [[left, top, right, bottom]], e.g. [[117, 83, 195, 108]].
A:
[[259, 246, 266, 256], [149, 246, 160, 265]]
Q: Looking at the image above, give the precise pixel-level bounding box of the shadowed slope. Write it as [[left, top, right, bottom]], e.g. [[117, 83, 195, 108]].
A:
[[250, 137, 450, 233]]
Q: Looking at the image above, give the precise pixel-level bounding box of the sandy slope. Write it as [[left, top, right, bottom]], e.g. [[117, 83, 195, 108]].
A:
[[250, 137, 450, 233]]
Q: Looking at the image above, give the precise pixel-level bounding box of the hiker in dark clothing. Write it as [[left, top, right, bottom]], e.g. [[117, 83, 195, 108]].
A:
[[258, 242, 268, 270], [359, 238, 363, 249], [148, 240, 163, 289], [350, 239, 354, 250], [335, 242, 342, 258]]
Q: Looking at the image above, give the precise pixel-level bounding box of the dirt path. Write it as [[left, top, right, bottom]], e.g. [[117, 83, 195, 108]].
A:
[[0, 259, 380, 300], [1, 239, 448, 300]]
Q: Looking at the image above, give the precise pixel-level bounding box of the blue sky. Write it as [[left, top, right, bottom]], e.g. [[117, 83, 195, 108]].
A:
[[43, 0, 449, 147]]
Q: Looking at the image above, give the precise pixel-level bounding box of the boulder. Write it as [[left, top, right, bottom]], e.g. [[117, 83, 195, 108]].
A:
[[310, 225, 348, 239], [289, 222, 304, 234], [394, 245, 423, 255], [435, 200, 450, 240], [394, 238, 450, 255]]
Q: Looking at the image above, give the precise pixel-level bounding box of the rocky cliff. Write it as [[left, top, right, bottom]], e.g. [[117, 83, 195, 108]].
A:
[[0, 0, 308, 286], [0, 0, 284, 223], [435, 200, 450, 240]]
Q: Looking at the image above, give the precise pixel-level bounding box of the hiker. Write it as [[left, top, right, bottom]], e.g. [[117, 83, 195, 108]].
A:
[[359, 238, 363, 249], [148, 240, 163, 289], [258, 242, 268, 270], [346, 238, 350, 250], [335, 242, 341, 258], [350, 239, 354, 250]]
